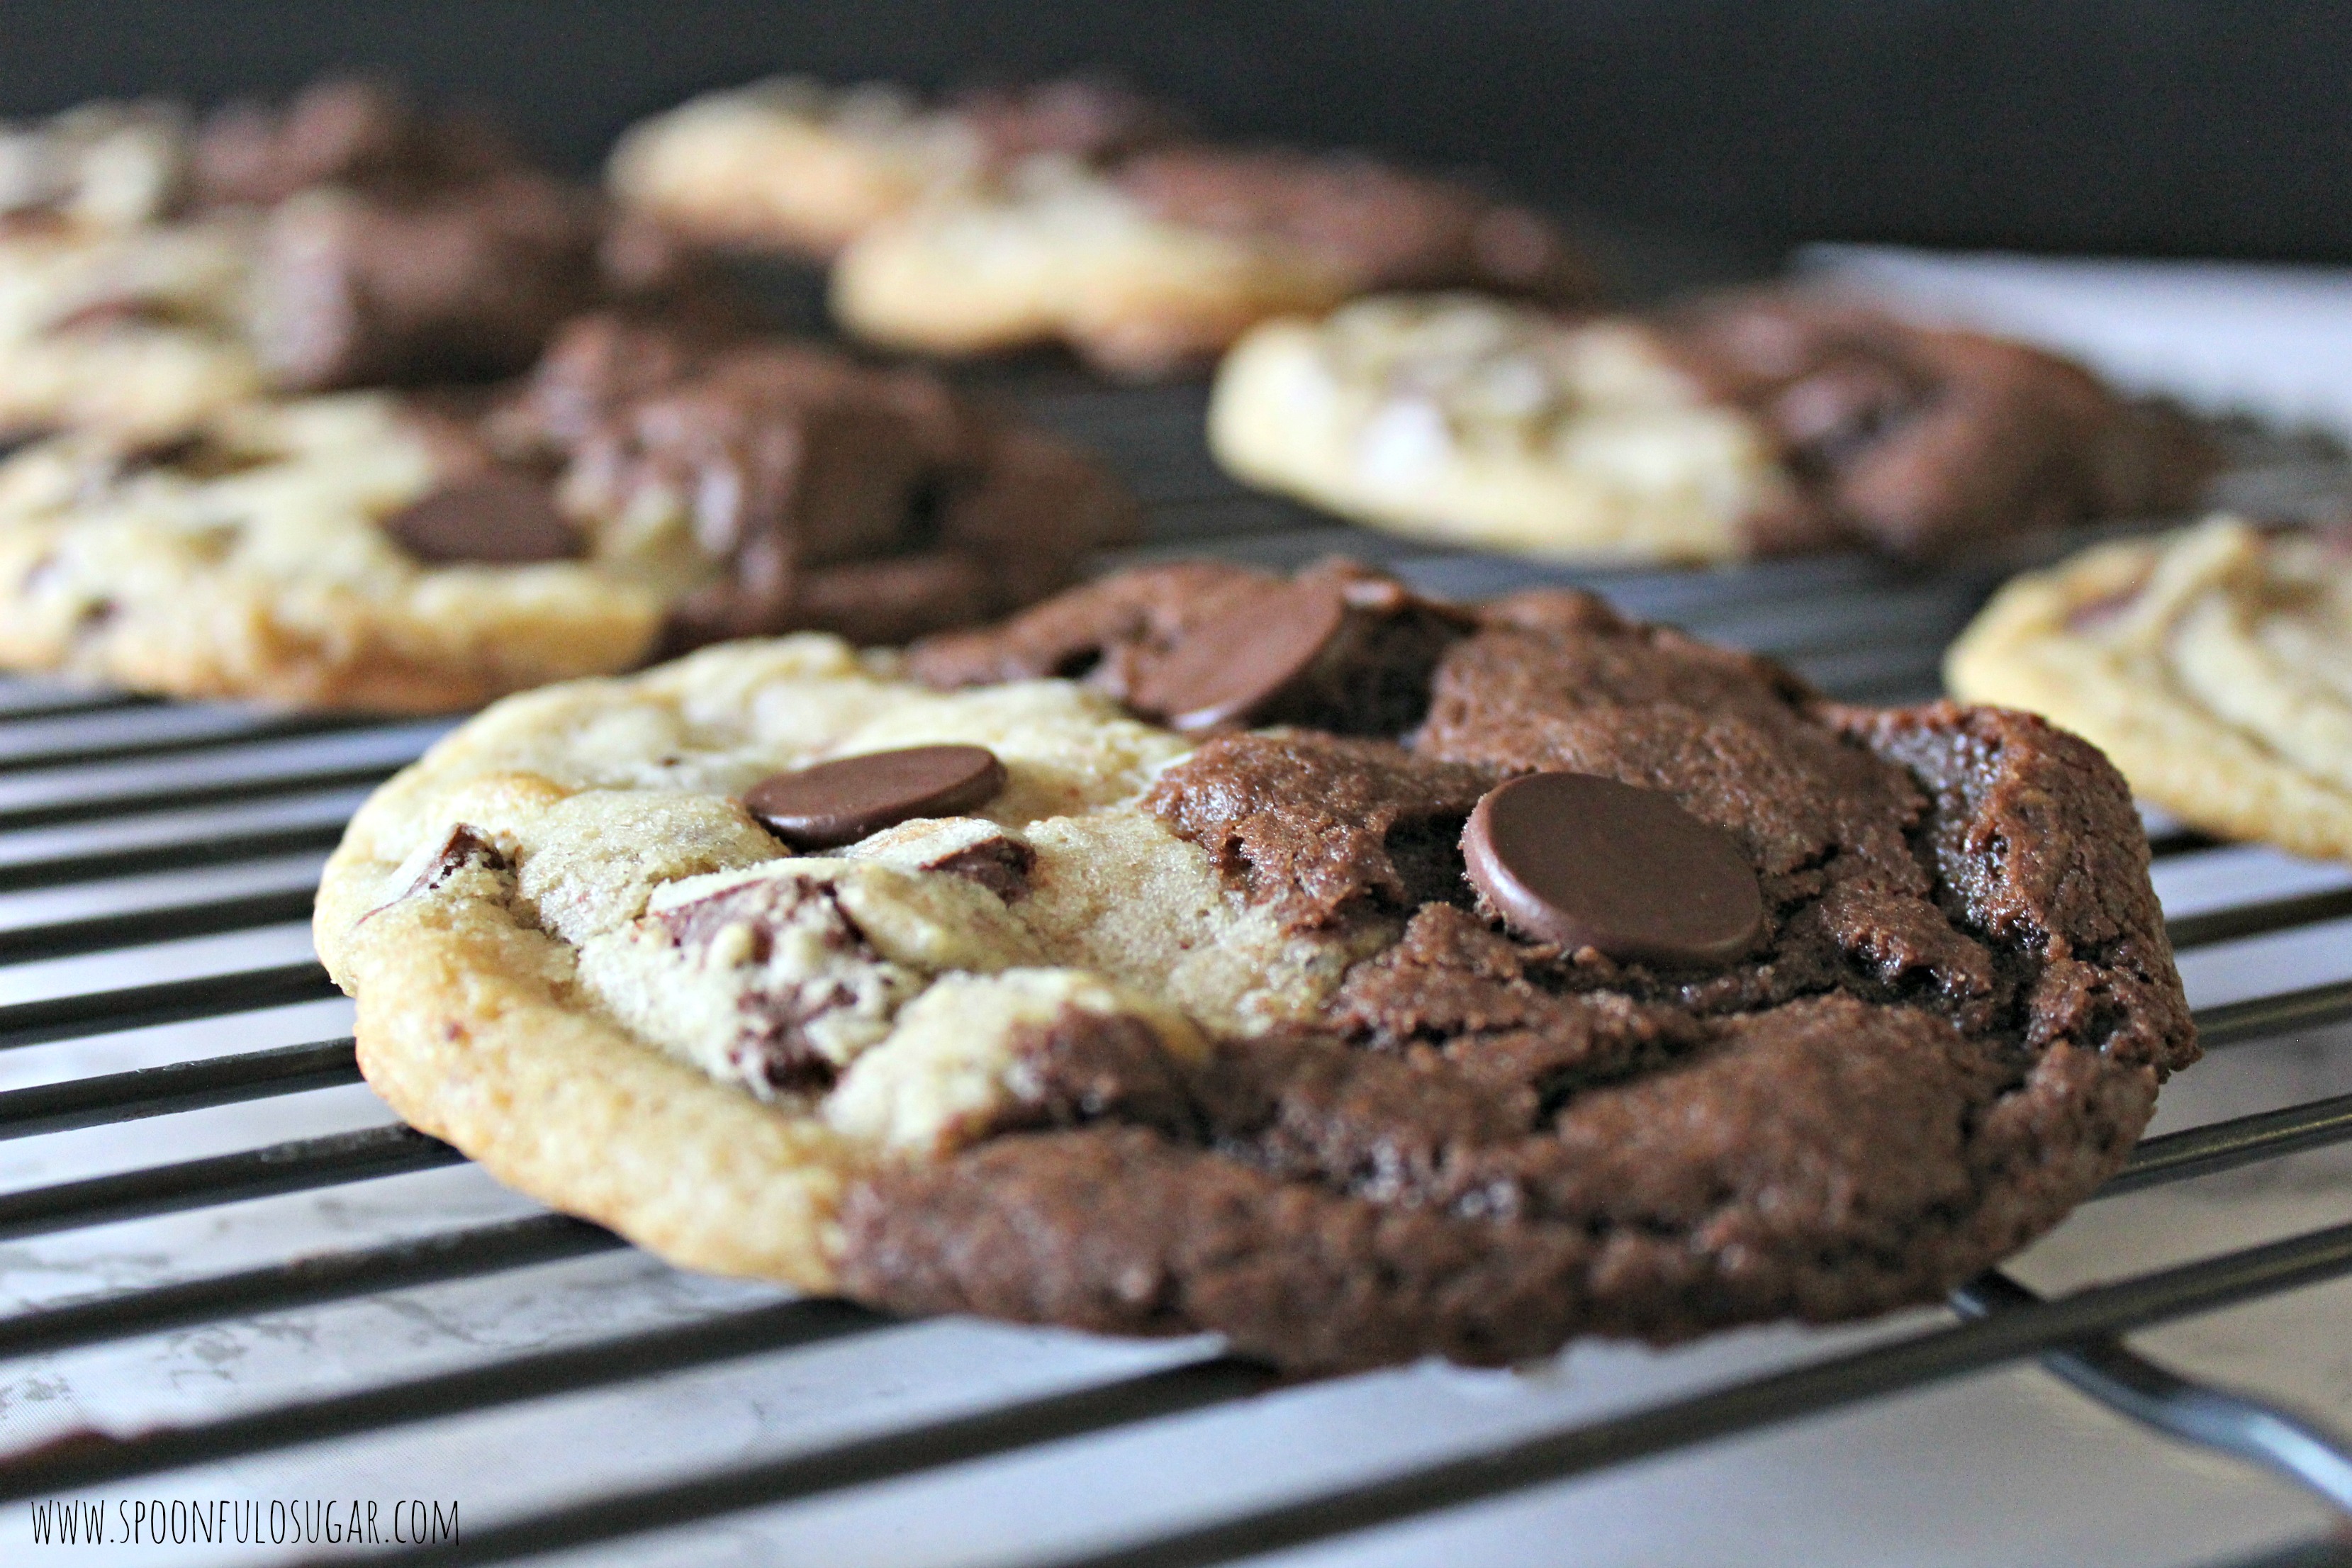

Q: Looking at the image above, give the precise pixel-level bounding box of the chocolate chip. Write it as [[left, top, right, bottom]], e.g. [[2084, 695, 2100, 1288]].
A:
[[360, 822, 511, 923], [379, 472, 581, 564], [919, 834, 1037, 901], [1130, 578, 1349, 732], [1461, 773, 1762, 965], [403, 823, 511, 898], [744, 745, 1008, 850]]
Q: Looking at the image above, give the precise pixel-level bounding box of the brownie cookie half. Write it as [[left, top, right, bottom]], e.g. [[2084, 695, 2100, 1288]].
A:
[[1209, 291, 2214, 563], [0, 314, 1134, 709], [319, 559, 2193, 1370]]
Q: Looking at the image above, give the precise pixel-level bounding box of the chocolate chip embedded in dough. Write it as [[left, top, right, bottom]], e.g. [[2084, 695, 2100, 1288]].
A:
[[744, 745, 1009, 850], [401, 822, 511, 898], [360, 821, 510, 922], [1129, 576, 1350, 732], [919, 833, 1036, 901], [1462, 772, 1763, 965], [379, 471, 582, 565]]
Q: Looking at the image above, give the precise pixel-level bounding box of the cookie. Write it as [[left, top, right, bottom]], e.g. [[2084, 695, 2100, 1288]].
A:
[[0, 97, 188, 232], [1209, 291, 2216, 564], [0, 79, 688, 444], [318, 558, 2194, 1371], [831, 147, 1594, 377], [0, 314, 1136, 709], [1947, 515, 2352, 863], [609, 75, 1175, 259]]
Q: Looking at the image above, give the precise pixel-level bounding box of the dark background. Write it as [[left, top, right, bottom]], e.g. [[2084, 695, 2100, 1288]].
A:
[[4, 1, 2341, 273]]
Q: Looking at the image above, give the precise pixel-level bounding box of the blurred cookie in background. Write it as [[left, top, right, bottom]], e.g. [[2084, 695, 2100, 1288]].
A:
[[1947, 515, 2352, 863], [0, 96, 259, 442], [0, 78, 717, 447], [830, 140, 1594, 377], [0, 313, 1136, 710], [609, 74, 1177, 259], [1209, 290, 2215, 564]]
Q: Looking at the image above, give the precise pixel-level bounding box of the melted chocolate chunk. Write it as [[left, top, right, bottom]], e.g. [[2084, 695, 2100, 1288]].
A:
[[919, 833, 1036, 901], [1462, 772, 1763, 964], [912, 559, 1469, 735], [363, 822, 511, 921], [744, 746, 1007, 850], [837, 567, 2197, 1372], [1127, 575, 1348, 731], [652, 877, 880, 1094], [489, 316, 1135, 653], [378, 472, 581, 565], [408, 823, 508, 895]]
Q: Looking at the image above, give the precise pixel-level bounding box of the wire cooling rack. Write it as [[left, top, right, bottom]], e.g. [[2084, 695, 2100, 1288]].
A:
[[1, 369, 2350, 1568]]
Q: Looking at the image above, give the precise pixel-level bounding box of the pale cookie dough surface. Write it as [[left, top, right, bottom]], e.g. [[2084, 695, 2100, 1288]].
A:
[[316, 639, 1386, 1287], [608, 79, 985, 257], [832, 157, 1343, 376], [0, 395, 683, 709], [0, 215, 263, 442], [1947, 515, 2352, 863], [1209, 294, 1793, 564], [0, 99, 187, 233]]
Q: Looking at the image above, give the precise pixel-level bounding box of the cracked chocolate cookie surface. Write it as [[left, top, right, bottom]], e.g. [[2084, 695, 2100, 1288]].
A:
[[320, 559, 2193, 1370]]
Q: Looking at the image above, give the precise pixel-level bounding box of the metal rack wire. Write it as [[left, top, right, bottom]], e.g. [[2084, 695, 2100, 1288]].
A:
[[1, 374, 2350, 1567]]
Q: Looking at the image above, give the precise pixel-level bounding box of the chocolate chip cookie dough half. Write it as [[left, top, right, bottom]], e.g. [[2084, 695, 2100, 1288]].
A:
[[1947, 515, 2352, 863], [1208, 291, 2214, 564], [0, 315, 1136, 710], [320, 556, 2194, 1371]]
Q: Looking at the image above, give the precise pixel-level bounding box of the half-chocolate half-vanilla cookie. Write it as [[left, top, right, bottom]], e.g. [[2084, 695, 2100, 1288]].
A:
[[1209, 290, 2216, 564], [0, 313, 1136, 710], [0, 77, 710, 447], [316, 558, 2195, 1371]]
